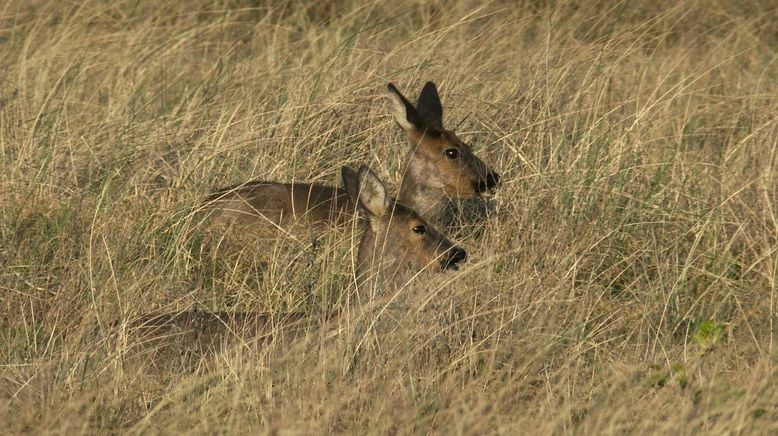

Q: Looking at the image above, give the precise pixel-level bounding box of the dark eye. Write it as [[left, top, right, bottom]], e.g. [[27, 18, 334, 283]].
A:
[[445, 148, 459, 159], [412, 225, 426, 235]]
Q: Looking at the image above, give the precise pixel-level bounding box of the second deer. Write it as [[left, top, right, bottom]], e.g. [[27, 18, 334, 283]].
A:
[[129, 166, 465, 358]]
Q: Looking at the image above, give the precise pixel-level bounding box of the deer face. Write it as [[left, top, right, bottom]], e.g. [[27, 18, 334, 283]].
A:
[[387, 82, 500, 200], [342, 165, 466, 280]]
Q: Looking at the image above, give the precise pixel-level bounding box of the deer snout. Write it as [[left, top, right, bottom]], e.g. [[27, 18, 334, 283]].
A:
[[486, 171, 500, 189], [442, 246, 467, 271], [476, 171, 500, 195]]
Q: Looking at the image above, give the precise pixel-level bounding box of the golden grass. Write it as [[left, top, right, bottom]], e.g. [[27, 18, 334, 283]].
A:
[[1, 0, 776, 433]]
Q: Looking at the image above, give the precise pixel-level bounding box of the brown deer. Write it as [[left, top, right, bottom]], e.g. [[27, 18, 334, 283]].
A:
[[205, 164, 466, 292], [130, 166, 465, 358], [340, 164, 466, 294], [204, 82, 499, 233], [387, 81, 500, 227]]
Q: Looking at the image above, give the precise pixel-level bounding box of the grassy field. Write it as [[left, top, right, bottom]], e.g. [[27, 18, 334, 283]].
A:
[[1, 0, 776, 433]]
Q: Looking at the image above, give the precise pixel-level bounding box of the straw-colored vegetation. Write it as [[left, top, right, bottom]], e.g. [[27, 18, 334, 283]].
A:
[[1, 0, 776, 433]]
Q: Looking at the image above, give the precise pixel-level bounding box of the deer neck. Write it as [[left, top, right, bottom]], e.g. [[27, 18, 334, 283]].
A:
[[354, 226, 408, 300], [397, 157, 449, 227]]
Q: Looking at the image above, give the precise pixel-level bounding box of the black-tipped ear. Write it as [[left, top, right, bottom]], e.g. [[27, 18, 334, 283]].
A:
[[416, 81, 443, 129], [386, 83, 427, 133], [341, 166, 360, 206]]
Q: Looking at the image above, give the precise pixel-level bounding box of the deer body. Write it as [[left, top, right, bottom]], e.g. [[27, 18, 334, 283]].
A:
[[206, 165, 465, 290], [131, 167, 466, 357], [206, 180, 351, 230]]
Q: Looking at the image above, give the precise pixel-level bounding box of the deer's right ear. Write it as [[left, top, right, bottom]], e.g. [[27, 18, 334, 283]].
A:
[[386, 83, 427, 133], [356, 165, 390, 219]]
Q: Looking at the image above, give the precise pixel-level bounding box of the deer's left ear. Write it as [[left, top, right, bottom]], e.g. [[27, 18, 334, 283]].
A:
[[416, 81, 443, 129]]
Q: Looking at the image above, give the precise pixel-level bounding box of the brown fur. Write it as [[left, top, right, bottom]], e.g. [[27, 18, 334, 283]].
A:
[[397, 128, 495, 223], [204, 165, 465, 291], [205, 181, 352, 231], [128, 310, 311, 353]]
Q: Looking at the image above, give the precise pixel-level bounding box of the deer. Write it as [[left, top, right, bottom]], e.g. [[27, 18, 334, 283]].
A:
[[387, 81, 500, 228], [129, 166, 466, 359], [203, 81, 500, 234], [339, 164, 466, 293], [204, 164, 467, 291]]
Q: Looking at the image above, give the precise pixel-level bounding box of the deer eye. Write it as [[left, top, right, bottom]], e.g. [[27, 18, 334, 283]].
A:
[[412, 225, 426, 235], [445, 148, 459, 159]]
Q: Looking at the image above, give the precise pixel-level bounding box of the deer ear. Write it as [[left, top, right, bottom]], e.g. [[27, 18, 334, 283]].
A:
[[356, 165, 390, 219], [416, 81, 443, 129], [386, 83, 427, 133], [341, 166, 360, 206]]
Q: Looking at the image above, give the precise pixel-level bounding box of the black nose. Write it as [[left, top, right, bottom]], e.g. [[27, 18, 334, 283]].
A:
[[476, 171, 500, 193], [443, 247, 467, 270], [486, 171, 500, 189]]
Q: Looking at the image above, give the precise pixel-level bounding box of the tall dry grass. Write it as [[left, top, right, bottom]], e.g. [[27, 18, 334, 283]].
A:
[[1, 0, 776, 433]]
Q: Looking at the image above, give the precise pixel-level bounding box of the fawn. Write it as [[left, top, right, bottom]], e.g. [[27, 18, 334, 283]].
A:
[[340, 164, 466, 292], [205, 164, 466, 289], [131, 166, 465, 355], [204, 81, 499, 232]]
